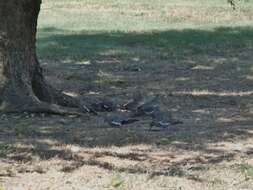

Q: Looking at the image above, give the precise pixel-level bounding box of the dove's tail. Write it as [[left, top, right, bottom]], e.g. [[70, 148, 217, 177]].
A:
[[171, 120, 183, 125], [122, 119, 139, 124]]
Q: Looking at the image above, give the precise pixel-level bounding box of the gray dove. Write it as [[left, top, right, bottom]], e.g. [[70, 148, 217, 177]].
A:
[[135, 96, 160, 116], [149, 110, 182, 131], [105, 112, 139, 127], [123, 92, 143, 111]]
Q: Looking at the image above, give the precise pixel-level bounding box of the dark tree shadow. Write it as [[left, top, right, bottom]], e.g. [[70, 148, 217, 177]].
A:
[[36, 26, 253, 95], [1, 26, 253, 180]]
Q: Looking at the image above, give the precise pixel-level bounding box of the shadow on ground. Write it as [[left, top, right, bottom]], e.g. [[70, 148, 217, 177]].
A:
[[1, 26, 253, 179], [37, 26, 253, 59], [37, 26, 253, 94]]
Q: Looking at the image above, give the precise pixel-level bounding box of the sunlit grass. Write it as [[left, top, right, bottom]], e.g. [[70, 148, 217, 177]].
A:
[[39, 0, 253, 32], [172, 90, 253, 97], [37, 0, 253, 60]]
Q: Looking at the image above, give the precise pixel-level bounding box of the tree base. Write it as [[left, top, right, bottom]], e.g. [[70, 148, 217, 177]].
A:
[[0, 0, 82, 116], [0, 102, 82, 116], [0, 89, 83, 116], [0, 69, 83, 116]]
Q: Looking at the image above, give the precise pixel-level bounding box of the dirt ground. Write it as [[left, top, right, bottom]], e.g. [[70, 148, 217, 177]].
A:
[[2, 0, 253, 189], [1, 41, 253, 190]]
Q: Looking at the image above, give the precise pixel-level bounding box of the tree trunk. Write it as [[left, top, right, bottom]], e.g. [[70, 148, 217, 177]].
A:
[[0, 0, 79, 114]]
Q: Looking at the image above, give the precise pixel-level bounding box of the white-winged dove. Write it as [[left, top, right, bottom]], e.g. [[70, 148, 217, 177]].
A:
[[105, 112, 139, 127], [79, 99, 98, 115], [123, 92, 143, 111], [93, 98, 118, 112], [149, 110, 182, 131], [135, 96, 160, 116], [149, 110, 172, 130]]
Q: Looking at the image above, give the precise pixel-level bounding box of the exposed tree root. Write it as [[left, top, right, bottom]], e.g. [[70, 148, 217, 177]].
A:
[[24, 103, 82, 116], [0, 81, 84, 116], [0, 0, 84, 116], [32, 64, 80, 108], [0, 99, 83, 116]]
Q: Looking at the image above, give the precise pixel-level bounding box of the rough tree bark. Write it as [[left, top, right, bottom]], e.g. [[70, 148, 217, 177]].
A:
[[0, 0, 80, 114]]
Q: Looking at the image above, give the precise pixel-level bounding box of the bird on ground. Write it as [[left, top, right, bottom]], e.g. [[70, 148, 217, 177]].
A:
[[79, 99, 98, 115], [80, 97, 118, 113], [122, 92, 143, 111], [149, 110, 183, 131], [105, 112, 139, 127], [92, 98, 118, 112], [79, 104, 98, 115], [79, 96, 119, 114], [135, 96, 160, 116]]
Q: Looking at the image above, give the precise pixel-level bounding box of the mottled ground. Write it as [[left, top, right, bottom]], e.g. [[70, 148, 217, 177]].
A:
[[1, 0, 253, 189]]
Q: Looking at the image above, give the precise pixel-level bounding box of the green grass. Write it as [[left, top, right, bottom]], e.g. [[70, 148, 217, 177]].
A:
[[0, 144, 13, 158], [39, 0, 253, 31], [37, 26, 253, 62], [239, 163, 253, 179], [37, 0, 253, 61]]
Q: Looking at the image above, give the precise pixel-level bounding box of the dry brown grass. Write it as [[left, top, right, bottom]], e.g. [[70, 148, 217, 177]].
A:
[[2, 0, 253, 189]]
